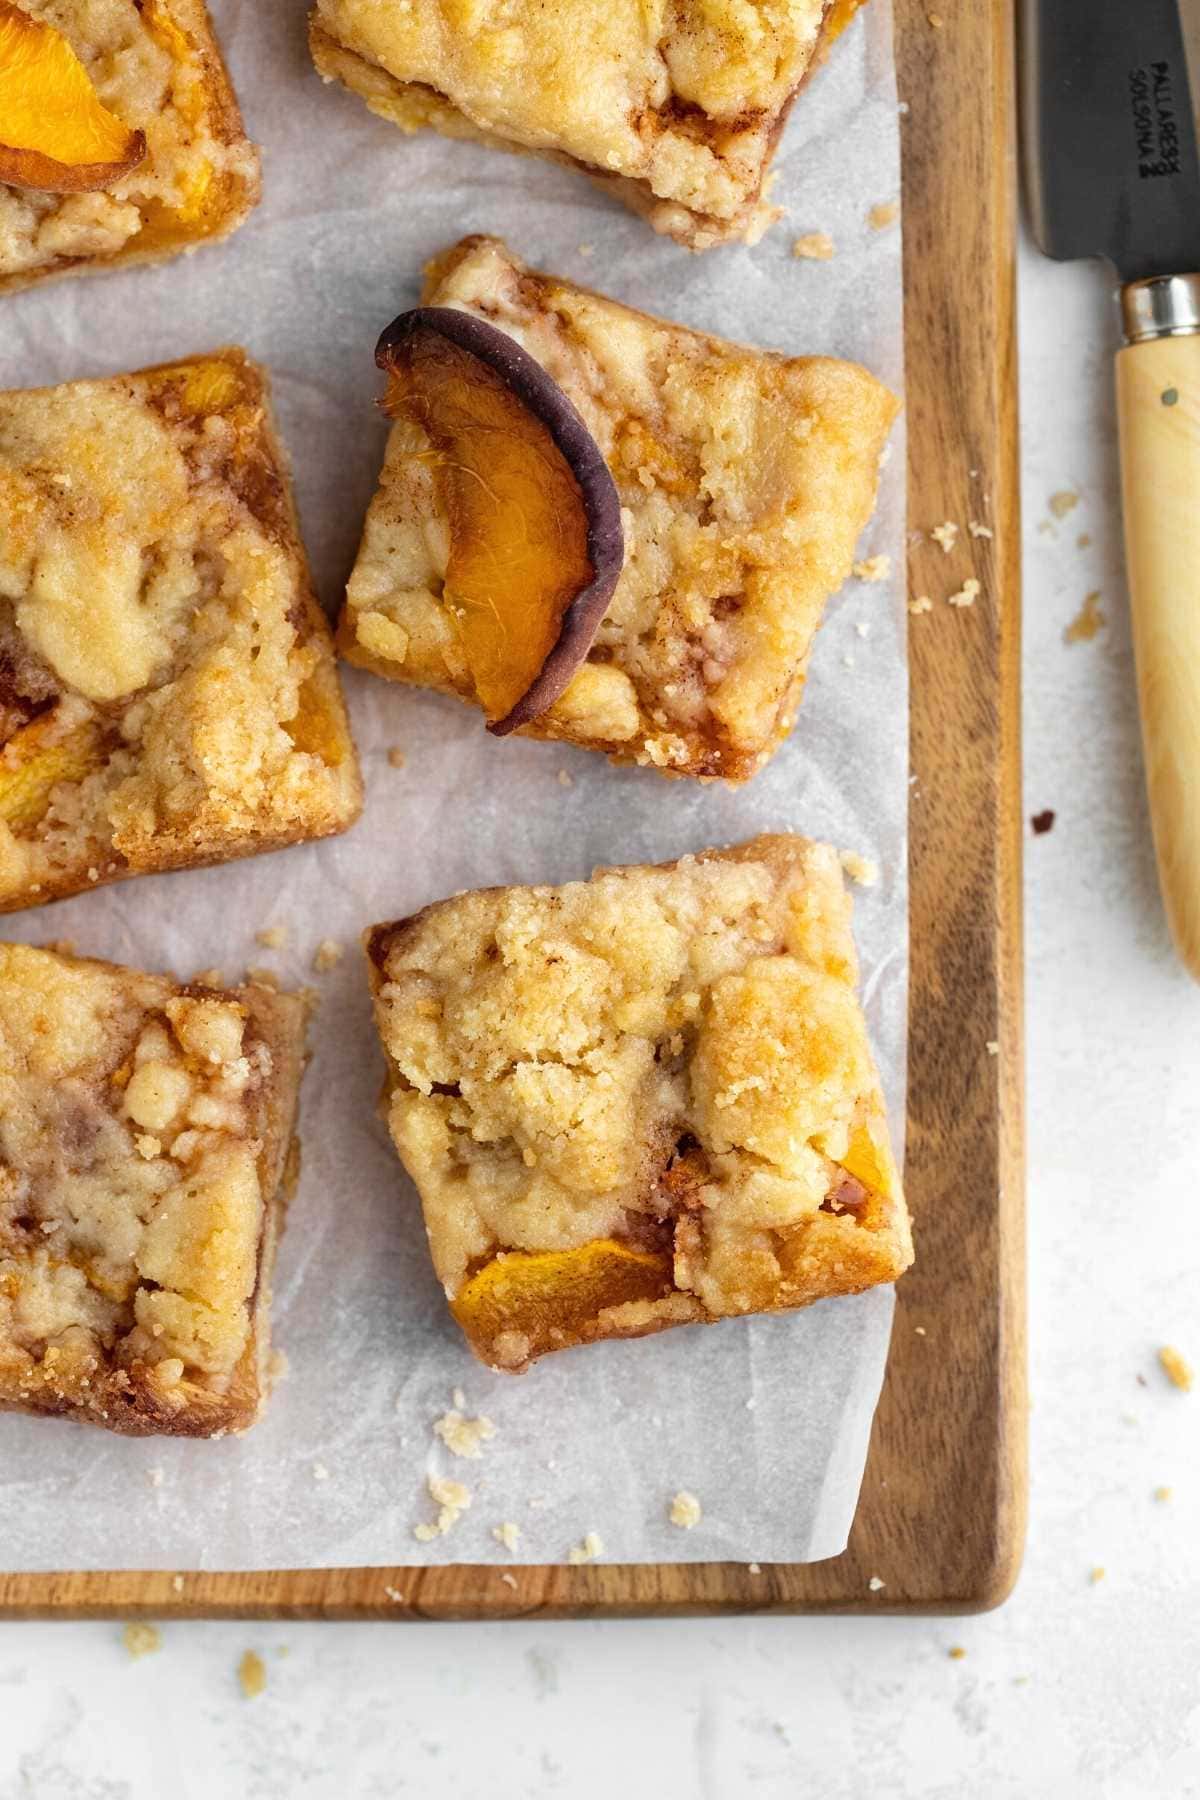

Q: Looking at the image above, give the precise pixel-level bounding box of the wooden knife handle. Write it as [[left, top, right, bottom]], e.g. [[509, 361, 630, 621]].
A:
[[1116, 329, 1200, 977]]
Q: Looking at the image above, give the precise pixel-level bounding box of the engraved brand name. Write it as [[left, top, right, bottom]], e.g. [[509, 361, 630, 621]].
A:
[[1129, 61, 1182, 178]]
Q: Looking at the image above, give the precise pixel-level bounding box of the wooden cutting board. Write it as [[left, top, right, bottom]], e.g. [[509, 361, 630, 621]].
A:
[[0, 0, 1025, 1621]]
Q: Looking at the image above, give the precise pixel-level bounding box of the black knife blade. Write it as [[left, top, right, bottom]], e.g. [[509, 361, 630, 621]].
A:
[[1022, 0, 1200, 282]]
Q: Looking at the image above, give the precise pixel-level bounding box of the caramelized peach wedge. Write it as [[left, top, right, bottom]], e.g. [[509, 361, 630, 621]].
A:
[[366, 834, 911, 1372], [0, 0, 145, 191], [374, 308, 623, 735]]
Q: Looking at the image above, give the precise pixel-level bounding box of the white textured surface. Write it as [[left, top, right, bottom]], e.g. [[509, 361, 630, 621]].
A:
[[3, 175, 1200, 1800]]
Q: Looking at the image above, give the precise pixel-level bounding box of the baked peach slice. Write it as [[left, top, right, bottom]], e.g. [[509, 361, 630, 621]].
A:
[[375, 307, 623, 735], [0, 0, 146, 193], [451, 1238, 676, 1367]]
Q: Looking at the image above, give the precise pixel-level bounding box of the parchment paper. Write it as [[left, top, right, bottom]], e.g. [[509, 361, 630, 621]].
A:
[[0, 0, 906, 1571]]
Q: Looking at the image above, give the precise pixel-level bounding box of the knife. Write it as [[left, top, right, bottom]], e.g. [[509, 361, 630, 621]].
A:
[[1022, 0, 1200, 977]]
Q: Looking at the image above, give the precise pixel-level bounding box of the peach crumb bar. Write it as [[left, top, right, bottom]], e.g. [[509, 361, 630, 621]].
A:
[[338, 235, 898, 782], [0, 942, 306, 1435], [0, 0, 260, 296], [366, 833, 911, 1372], [0, 347, 362, 914], [310, 0, 864, 250]]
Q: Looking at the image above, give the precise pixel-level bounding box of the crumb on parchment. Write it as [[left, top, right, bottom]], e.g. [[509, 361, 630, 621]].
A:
[[387, 747, 406, 768], [434, 1409, 496, 1459], [669, 1491, 703, 1529], [238, 1650, 267, 1699], [868, 200, 899, 229], [567, 1531, 605, 1565], [1089, 1566, 1106, 1584], [1154, 1486, 1172, 1502], [415, 1475, 472, 1541], [792, 232, 835, 260], [557, 769, 573, 788], [493, 1521, 522, 1552], [1064, 591, 1105, 645], [1159, 1346, 1194, 1391], [948, 1645, 967, 1660], [245, 966, 281, 990], [312, 939, 343, 973], [852, 554, 891, 582], [255, 925, 287, 951], [1049, 490, 1079, 519], [840, 850, 879, 888], [122, 1623, 161, 1659]]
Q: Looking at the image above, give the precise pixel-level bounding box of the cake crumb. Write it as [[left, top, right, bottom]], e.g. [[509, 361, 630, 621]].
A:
[[947, 577, 981, 608], [669, 1490, 703, 1530], [1031, 809, 1056, 836], [383, 1586, 405, 1604], [968, 520, 993, 539], [237, 1650, 267, 1699], [792, 231, 835, 260], [415, 1474, 472, 1540], [1089, 1566, 1106, 1584], [840, 850, 879, 888], [915, 1326, 927, 1336], [907, 595, 933, 615], [748, 1562, 762, 1575], [1077, 533, 1092, 549], [312, 939, 343, 974], [986, 1040, 999, 1056], [577, 242, 594, 257], [255, 925, 287, 951], [122, 1622, 161, 1659], [948, 1645, 967, 1660], [1064, 591, 1105, 644], [567, 1531, 605, 1565], [868, 1575, 885, 1592], [147, 1467, 164, 1488], [557, 768, 574, 788], [493, 1520, 522, 1553], [245, 966, 280, 990], [852, 554, 891, 582], [135, 1135, 161, 1161], [387, 747, 406, 768], [312, 1462, 330, 1482], [930, 520, 959, 554], [500, 1571, 519, 1589], [1159, 1345, 1193, 1391], [927, 10, 944, 25], [868, 200, 899, 229], [452, 1386, 466, 1409], [435, 1409, 496, 1459], [1049, 489, 1079, 519], [171, 1575, 184, 1593], [1154, 1486, 1173, 1502]]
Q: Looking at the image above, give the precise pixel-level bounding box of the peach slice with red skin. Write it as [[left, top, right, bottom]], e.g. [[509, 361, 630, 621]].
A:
[[375, 307, 623, 735], [0, 0, 146, 193]]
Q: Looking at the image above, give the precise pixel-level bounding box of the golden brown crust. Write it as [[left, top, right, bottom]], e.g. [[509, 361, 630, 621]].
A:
[[339, 235, 898, 782], [309, 2, 843, 249], [366, 832, 911, 1371], [0, 0, 260, 297], [0, 346, 363, 914], [0, 946, 307, 1435]]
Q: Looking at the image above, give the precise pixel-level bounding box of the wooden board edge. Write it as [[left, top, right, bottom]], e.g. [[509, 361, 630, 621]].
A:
[[0, 0, 1026, 1621]]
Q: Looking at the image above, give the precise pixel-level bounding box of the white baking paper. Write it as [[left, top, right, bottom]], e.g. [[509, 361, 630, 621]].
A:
[[0, 0, 905, 1571]]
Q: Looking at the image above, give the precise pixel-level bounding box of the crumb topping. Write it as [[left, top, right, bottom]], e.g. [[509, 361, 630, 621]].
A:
[[341, 236, 898, 783], [0, 0, 259, 286], [0, 942, 302, 1428], [0, 352, 361, 910], [312, 0, 829, 248], [369, 834, 909, 1363]]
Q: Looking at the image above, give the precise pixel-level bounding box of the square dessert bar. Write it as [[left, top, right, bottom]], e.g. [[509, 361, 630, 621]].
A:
[[310, 0, 863, 250], [0, 0, 260, 295], [0, 348, 362, 913], [339, 236, 898, 782], [0, 943, 307, 1434], [367, 833, 911, 1372]]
